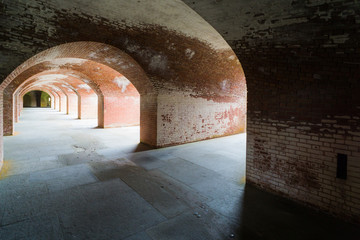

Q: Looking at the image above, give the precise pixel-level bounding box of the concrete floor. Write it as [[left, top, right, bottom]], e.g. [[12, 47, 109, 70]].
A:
[[0, 108, 359, 240]]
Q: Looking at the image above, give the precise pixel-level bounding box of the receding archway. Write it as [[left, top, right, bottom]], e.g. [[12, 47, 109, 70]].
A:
[[1, 40, 246, 182], [22, 90, 51, 108]]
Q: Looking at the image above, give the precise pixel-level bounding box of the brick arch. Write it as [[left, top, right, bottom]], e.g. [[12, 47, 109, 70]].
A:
[[20, 86, 61, 114], [0, 41, 246, 170], [20, 84, 67, 114], [0, 42, 154, 95], [20, 88, 54, 108], [20, 88, 55, 107], [15, 72, 99, 120], [20, 88, 55, 105], [18, 79, 78, 116], [5, 59, 141, 135]]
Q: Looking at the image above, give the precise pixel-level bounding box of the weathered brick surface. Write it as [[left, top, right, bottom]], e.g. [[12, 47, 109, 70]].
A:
[[157, 93, 246, 146], [224, 0, 360, 223]]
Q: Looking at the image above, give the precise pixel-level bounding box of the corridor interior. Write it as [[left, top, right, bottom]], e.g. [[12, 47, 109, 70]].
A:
[[0, 108, 359, 240]]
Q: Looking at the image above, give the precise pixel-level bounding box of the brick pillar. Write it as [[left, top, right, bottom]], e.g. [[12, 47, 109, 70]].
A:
[[54, 92, 60, 111], [59, 92, 67, 113], [140, 94, 157, 147], [78, 94, 97, 119], [50, 94, 54, 109], [3, 92, 13, 136], [66, 92, 78, 115]]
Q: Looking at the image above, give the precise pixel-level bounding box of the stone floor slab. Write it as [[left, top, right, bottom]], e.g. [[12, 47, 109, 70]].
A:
[[1, 108, 358, 240]]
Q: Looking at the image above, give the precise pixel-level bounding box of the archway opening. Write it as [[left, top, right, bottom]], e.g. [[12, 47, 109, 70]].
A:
[[23, 90, 51, 108]]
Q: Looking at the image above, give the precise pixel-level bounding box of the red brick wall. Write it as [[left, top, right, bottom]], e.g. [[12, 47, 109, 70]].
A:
[[67, 92, 78, 116], [140, 94, 158, 147], [103, 96, 140, 127], [3, 94, 15, 136], [53, 92, 60, 111], [157, 93, 246, 146], [79, 95, 98, 119], [59, 91, 67, 113]]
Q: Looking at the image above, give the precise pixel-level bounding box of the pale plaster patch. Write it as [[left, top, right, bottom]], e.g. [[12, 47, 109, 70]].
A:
[[88, 52, 97, 58], [185, 48, 195, 59], [61, 84, 73, 91], [37, 74, 68, 81], [68, 74, 90, 83], [113, 76, 130, 93], [49, 58, 87, 67], [330, 34, 349, 44], [105, 57, 119, 64], [167, 42, 176, 51], [220, 80, 229, 91], [149, 54, 168, 72], [77, 84, 92, 92], [51, 86, 61, 92]]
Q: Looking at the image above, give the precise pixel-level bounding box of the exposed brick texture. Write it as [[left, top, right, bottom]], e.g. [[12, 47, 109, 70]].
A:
[[189, 0, 357, 224]]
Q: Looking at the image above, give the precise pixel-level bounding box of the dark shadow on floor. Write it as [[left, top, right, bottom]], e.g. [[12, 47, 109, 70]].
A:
[[234, 184, 360, 240], [132, 143, 154, 152]]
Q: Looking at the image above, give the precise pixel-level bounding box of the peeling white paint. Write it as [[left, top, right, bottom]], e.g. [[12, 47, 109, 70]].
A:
[[104, 57, 118, 64], [61, 84, 73, 91], [113, 76, 130, 93], [120, 63, 134, 69], [51, 86, 61, 92], [68, 74, 91, 83], [37, 74, 68, 81], [167, 43, 176, 51], [126, 43, 140, 53], [185, 48, 195, 59], [77, 84, 92, 92], [330, 34, 349, 44], [149, 54, 168, 72], [49, 58, 87, 67], [88, 52, 97, 58], [220, 80, 229, 91]]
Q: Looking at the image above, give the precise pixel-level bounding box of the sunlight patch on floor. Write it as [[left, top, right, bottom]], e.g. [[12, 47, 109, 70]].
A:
[[0, 160, 12, 180]]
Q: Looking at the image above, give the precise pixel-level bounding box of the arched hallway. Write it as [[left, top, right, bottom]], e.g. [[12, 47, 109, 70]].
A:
[[1, 0, 360, 238]]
